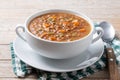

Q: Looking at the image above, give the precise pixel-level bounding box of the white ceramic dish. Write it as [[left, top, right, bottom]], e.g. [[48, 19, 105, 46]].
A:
[[15, 9, 104, 59], [13, 34, 104, 72]]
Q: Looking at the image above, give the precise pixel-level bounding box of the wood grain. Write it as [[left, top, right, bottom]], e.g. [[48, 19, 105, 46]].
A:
[[0, 45, 11, 59], [107, 48, 120, 80], [0, 0, 120, 80]]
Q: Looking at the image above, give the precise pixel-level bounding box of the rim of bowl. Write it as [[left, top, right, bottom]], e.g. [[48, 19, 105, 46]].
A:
[[25, 9, 94, 44]]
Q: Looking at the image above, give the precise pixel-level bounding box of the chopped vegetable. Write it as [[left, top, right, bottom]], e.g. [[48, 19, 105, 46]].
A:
[[63, 21, 69, 26], [65, 34, 69, 37], [43, 23, 50, 28], [72, 20, 79, 26], [59, 33, 64, 37], [40, 32, 48, 38], [72, 32, 77, 36], [59, 29, 66, 33], [71, 26, 77, 30], [48, 32, 54, 35], [68, 18, 73, 21], [79, 28, 86, 32], [49, 36, 56, 41], [51, 15, 57, 19], [48, 18, 53, 22]]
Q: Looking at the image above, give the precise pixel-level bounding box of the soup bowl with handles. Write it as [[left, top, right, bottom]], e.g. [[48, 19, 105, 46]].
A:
[[15, 9, 104, 59]]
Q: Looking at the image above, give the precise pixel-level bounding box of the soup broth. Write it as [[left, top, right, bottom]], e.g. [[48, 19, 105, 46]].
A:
[[28, 13, 91, 42]]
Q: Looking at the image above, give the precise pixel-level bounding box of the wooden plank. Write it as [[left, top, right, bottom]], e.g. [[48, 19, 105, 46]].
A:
[[87, 69, 109, 79], [106, 48, 120, 80], [0, 9, 120, 18], [0, 31, 16, 44], [0, 61, 37, 78], [0, 45, 11, 59], [0, 0, 119, 9], [0, 9, 120, 23]]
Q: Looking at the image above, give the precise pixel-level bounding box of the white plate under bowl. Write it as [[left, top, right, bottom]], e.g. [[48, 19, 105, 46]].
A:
[[13, 35, 104, 72]]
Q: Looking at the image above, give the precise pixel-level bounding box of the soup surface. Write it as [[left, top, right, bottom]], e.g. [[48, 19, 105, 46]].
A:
[[28, 13, 91, 42]]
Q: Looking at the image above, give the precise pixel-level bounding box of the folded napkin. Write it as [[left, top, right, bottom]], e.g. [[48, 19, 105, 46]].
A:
[[10, 24, 120, 80]]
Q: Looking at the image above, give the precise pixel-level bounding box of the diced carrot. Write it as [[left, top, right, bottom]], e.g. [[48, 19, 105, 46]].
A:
[[73, 26, 77, 29], [73, 21, 79, 26], [63, 21, 69, 26], [79, 28, 86, 32], [43, 23, 50, 28], [59, 29, 66, 33], [40, 32, 48, 38], [72, 20, 79, 26], [49, 36, 56, 41], [52, 15, 57, 19]]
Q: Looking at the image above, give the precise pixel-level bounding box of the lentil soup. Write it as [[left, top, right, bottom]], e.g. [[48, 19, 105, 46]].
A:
[[28, 13, 91, 42]]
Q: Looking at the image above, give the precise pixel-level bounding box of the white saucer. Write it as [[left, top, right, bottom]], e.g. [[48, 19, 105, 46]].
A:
[[13, 35, 104, 72]]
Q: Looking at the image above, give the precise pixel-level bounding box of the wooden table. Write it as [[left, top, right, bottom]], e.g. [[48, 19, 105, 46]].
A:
[[0, 0, 120, 80]]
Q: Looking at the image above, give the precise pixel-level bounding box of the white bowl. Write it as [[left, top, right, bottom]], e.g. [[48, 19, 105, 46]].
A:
[[15, 9, 104, 59]]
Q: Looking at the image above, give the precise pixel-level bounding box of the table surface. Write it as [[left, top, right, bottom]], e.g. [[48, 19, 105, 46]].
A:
[[0, 0, 120, 80]]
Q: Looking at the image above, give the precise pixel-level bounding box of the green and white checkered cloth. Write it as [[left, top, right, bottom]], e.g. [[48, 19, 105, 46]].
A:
[[10, 25, 120, 80]]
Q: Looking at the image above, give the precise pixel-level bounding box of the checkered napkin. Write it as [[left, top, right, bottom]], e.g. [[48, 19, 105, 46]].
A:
[[10, 26, 120, 80]]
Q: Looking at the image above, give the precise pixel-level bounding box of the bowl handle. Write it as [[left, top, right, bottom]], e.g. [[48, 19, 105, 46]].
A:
[[92, 27, 104, 43], [15, 24, 27, 42]]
